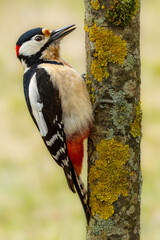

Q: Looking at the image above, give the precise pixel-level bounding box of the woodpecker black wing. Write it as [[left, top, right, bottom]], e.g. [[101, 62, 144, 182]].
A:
[[23, 65, 75, 193]]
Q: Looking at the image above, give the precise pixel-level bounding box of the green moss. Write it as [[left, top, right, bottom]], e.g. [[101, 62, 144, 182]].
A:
[[90, 0, 100, 10], [107, 0, 140, 27], [89, 138, 129, 220], [109, 89, 133, 134], [85, 24, 127, 82], [130, 101, 142, 140]]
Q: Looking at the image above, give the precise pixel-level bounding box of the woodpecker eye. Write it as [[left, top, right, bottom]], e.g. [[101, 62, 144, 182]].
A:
[[35, 35, 43, 41]]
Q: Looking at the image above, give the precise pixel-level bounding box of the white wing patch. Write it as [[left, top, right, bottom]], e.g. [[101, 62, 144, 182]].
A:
[[46, 131, 64, 147], [62, 159, 69, 167], [52, 147, 65, 161], [29, 73, 48, 137]]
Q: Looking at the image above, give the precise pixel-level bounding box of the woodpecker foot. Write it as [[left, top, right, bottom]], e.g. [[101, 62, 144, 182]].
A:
[[81, 73, 86, 82]]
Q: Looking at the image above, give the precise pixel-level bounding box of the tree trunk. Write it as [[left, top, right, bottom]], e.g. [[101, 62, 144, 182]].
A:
[[84, 0, 142, 239]]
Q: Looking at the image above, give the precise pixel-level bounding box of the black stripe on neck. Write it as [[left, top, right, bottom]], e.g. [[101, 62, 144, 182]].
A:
[[43, 60, 64, 65], [20, 55, 64, 67]]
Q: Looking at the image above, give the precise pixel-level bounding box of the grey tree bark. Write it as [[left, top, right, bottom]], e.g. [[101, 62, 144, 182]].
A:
[[84, 0, 142, 239]]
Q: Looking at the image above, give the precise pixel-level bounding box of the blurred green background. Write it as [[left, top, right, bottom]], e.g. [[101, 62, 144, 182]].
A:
[[0, 0, 159, 239]]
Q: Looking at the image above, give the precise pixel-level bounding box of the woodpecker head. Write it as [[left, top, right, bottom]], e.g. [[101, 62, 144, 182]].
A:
[[16, 25, 76, 68]]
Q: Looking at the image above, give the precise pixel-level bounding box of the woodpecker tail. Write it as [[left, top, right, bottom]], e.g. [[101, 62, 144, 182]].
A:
[[63, 158, 90, 222], [63, 164, 76, 193], [70, 164, 90, 223]]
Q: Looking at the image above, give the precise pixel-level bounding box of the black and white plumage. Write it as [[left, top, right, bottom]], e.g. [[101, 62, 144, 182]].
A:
[[16, 25, 93, 222], [23, 65, 75, 192]]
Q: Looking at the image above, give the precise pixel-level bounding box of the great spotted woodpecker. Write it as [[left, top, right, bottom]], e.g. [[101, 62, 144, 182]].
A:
[[16, 25, 93, 221]]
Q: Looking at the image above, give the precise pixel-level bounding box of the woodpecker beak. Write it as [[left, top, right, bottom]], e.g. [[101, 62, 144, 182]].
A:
[[49, 24, 76, 43]]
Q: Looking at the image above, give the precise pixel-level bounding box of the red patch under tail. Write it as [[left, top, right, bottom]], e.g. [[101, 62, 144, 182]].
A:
[[67, 131, 89, 175], [67, 140, 84, 175]]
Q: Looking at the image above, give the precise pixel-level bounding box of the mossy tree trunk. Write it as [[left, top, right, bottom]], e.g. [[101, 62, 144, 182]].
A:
[[84, 0, 141, 239]]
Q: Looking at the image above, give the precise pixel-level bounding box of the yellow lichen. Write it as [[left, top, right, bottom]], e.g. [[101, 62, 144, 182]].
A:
[[85, 24, 127, 81], [84, 24, 89, 32], [86, 79, 96, 104], [130, 101, 142, 138], [89, 138, 129, 219], [130, 171, 134, 176], [90, 0, 100, 10]]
